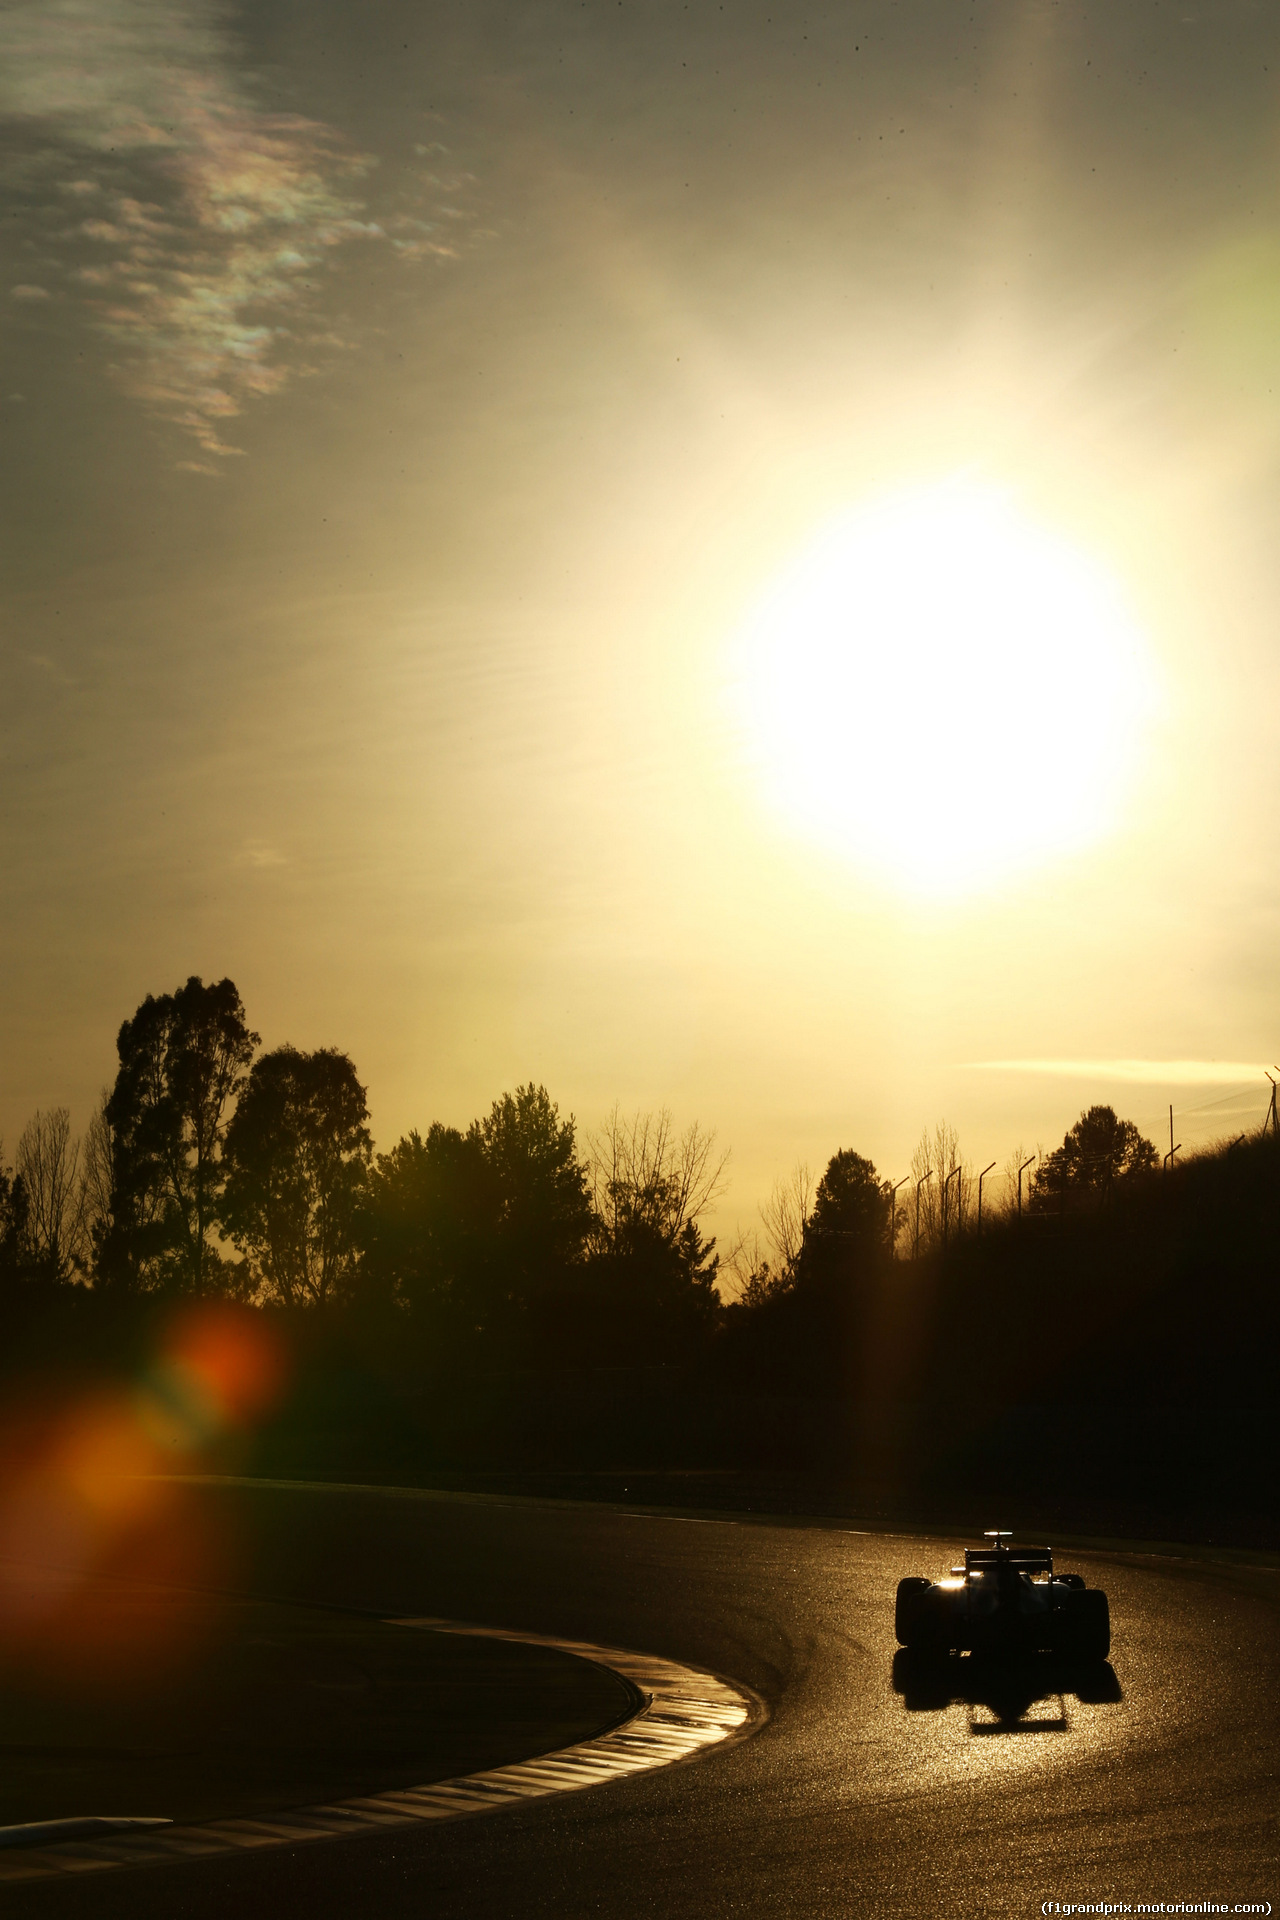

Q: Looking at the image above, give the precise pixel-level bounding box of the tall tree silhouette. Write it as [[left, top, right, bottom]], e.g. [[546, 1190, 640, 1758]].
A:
[[220, 1047, 372, 1307], [468, 1085, 594, 1349], [584, 1110, 725, 1354], [800, 1149, 893, 1279], [0, 1152, 30, 1287], [363, 1123, 494, 1334], [725, 1148, 891, 1397], [904, 1120, 969, 1254], [15, 1108, 84, 1282], [100, 977, 258, 1293], [79, 1092, 117, 1274]]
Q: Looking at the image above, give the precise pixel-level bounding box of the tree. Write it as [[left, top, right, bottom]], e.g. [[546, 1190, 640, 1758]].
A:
[[0, 1148, 30, 1287], [363, 1122, 495, 1333], [584, 1109, 726, 1351], [1000, 1141, 1037, 1222], [725, 1163, 812, 1306], [1032, 1105, 1157, 1211], [100, 976, 258, 1293], [725, 1147, 892, 1398], [15, 1108, 84, 1281], [587, 1109, 726, 1261], [362, 1086, 594, 1357], [760, 1163, 813, 1281], [798, 1149, 893, 1285], [469, 1084, 595, 1323], [220, 1047, 373, 1308], [79, 1091, 117, 1271], [902, 1121, 972, 1254]]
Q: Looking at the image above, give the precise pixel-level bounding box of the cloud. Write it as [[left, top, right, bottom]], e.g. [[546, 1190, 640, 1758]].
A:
[[19, 651, 76, 686], [10, 284, 51, 300], [962, 1059, 1272, 1085], [234, 840, 287, 870], [0, 0, 474, 458]]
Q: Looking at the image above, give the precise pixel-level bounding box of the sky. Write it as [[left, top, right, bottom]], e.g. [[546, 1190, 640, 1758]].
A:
[[3, 0, 1280, 1248]]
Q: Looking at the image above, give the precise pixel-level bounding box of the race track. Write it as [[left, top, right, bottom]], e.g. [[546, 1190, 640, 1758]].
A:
[[10, 1481, 1278, 1919]]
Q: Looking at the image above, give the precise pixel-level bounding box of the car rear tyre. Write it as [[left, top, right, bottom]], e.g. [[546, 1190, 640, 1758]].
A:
[[1064, 1588, 1110, 1660], [895, 1576, 933, 1647]]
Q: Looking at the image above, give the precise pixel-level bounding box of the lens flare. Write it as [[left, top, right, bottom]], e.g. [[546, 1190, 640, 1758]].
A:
[[139, 1304, 286, 1451], [0, 1307, 288, 1678]]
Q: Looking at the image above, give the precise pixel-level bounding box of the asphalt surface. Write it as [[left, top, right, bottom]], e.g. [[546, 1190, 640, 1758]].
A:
[[11, 1480, 1278, 1919]]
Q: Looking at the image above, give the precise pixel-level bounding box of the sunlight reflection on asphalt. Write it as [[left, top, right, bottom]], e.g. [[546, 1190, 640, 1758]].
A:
[[55, 1483, 1270, 1919]]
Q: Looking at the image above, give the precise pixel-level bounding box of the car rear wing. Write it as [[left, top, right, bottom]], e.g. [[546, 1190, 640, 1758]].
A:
[[964, 1544, 1054, 1573]]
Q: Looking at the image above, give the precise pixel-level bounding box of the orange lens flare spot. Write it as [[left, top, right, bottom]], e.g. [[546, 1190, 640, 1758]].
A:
[[0, 1309, 279, 1673], [0, 1481, 95, 1625], [162, 1304, 288, 1429], [52, 1397, 172, 1515]]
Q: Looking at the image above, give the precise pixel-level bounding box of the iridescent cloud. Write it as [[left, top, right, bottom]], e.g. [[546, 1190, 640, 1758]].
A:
[[0, 0, 471, 465]]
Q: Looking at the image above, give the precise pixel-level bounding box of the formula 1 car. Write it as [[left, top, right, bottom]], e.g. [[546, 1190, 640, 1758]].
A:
[[894, 1532, 1110, 1660]]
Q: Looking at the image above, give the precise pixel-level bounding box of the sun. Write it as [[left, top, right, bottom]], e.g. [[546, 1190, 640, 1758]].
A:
[[729, 477, 1159, 897]]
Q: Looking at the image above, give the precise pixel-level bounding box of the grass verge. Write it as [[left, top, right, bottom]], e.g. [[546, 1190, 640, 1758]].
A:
[[0, 1585, 635, 1828]]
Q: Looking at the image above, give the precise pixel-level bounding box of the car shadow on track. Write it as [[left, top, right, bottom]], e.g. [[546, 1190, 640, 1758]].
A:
[[891, 1650, 1122, 1730]]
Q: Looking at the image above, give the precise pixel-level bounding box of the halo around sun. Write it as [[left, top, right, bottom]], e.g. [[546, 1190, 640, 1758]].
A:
[[729, 477, 1160, 898]]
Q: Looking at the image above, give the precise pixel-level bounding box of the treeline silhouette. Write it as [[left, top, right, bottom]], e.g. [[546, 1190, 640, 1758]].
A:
[[1, 976, 1276, 1537], [0, 977, 722, 1363]]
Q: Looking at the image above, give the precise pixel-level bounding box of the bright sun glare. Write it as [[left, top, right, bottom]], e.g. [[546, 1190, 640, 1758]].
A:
[[732, 478, 1160, 898]]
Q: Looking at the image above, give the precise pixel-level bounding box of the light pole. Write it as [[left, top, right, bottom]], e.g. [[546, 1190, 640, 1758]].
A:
[[976, 1161, 997, 1235], [887, 1177, 908, 1261], [1164, 1103, 1180, 1173], [1016, 1156, 1035, 1220], [913, 1169, 932, 1260], [942, 1164, 961, 1249]]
